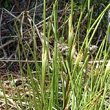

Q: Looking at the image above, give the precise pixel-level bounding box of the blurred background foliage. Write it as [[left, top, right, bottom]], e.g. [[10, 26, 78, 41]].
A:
[[1, 0, 13, 10], [0, 0, 110, 45]]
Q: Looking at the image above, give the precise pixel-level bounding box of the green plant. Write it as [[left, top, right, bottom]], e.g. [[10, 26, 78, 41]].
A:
[[1, 0, 12, 10], [1, 0, 110, 110]]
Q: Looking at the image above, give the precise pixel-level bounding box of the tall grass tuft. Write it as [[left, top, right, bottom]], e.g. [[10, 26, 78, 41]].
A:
[[1, 1, 110, 110]]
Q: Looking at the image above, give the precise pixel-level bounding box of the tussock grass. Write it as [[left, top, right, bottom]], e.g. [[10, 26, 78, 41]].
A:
[[0, 0, 110, 110]]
